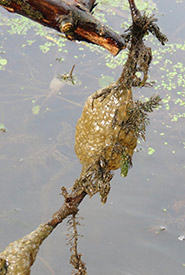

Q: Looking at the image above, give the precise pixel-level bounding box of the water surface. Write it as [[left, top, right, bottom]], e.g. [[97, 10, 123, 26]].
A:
[[0, 0, 185, 274]]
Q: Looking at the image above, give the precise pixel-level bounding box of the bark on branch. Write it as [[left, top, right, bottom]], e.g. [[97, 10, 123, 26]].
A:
[[0, 0, 126, 55]]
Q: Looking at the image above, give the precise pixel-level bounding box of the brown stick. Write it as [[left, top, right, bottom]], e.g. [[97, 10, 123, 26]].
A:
[[48, 191, 87, 228]]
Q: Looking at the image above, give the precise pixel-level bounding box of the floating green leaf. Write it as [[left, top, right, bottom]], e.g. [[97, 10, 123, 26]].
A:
[[148, 147, 155, 155], [39, 42, 55, 53], [0, 57, 7, 70], [32, 105, 40, 115], [0, 123, 6, 132], [0, 58, 7, 66]]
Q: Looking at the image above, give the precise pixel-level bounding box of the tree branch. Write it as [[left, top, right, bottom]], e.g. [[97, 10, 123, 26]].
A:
[[0, 0, 126, 55]]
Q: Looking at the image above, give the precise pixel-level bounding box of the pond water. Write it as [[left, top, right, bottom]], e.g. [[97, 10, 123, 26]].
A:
[[0, 0, 185, 274]]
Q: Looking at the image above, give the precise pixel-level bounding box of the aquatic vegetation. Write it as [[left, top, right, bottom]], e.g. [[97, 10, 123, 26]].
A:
[[66, 215, 87, 275], [0, 56, 7, 70], [0, 123, 7, 132]]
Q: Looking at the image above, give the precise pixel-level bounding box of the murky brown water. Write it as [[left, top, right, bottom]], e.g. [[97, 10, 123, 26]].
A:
[[0, 0, 185, 274]]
